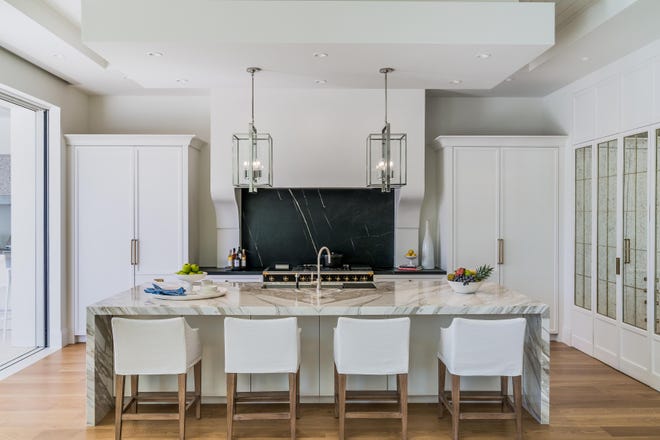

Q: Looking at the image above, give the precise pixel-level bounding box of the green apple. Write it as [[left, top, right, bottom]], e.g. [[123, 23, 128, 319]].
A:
[[191, 264, 199, 272], [182, 263, 191, 274]]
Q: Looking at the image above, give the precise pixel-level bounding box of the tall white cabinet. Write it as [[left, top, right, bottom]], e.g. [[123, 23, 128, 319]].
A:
[[435, 136, 565, 333], [66, 135, 204, 336]]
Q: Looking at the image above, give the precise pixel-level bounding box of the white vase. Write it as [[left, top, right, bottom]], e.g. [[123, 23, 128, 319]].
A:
[[421, 219, 435, 270]]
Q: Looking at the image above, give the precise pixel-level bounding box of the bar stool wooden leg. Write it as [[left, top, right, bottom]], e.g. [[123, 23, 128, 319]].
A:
[[289, 372, 297, 440], [178, 373, 186, 440], [438, 359, 446, 417], [398, 373, 408, 440], [501, 376, 509, 412], [296, 368, 301, 419], [333, 364, 339, 418], [226, 373, 236, 440], [513, 375, 523, 440], [451, 374, 460, 440], [194, 361, 202, 419], [338, 373, 347, 440], [130, 375, 139, 413], [115, 374, 125, 440]]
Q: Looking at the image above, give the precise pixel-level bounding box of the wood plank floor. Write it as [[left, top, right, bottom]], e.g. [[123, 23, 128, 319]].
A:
[[0, 342, 659, 439]]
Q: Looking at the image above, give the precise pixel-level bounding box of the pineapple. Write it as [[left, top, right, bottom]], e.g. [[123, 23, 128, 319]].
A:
[[474, 264, 494, 282]]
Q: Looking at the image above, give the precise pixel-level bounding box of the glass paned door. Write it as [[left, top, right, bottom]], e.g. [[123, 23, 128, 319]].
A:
[[622, 132, 648, 330], [575, 146, 592, 310], [0, 99, 46, 368], [597, 139, 617, 319]]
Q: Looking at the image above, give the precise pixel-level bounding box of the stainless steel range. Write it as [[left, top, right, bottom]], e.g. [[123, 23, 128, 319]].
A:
[[262, 264, 375, 288]]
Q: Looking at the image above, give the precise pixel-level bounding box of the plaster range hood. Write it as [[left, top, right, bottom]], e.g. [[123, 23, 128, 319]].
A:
[[209, 87, 426, 268]]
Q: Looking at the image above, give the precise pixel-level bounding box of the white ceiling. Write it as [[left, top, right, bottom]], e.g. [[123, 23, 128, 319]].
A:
[[0, 0, 658, 97]]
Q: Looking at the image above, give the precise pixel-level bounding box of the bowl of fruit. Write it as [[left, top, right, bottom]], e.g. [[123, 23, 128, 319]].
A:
[[175, 263, 207, 289], [404, 249, 417, 266], [446, 265, 493, 294]]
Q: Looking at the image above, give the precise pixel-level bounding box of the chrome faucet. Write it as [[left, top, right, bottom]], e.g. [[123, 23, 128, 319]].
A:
[[315, 246, 331, 292]]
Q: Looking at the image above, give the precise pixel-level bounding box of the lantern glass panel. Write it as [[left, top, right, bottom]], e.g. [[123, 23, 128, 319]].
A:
[[366, 132, 407, 189], [232, 132, 273, 188]]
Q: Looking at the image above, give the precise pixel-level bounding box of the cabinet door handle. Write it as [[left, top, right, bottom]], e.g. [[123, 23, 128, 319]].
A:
[[130, 239, 138, 265], [623, 238, 631, 264], [616, 257, 620, 275], [134, 239, 139, 266], [497, 239, 504, 265]]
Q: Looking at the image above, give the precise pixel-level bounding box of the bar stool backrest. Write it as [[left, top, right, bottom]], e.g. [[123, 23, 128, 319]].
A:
[[334, 317, 410, 375], [439, 317, 526, 376], [112, 317, 188, 375], [224, 317, 299, 374]]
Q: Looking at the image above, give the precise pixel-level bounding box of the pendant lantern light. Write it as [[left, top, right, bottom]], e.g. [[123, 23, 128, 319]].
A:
[[232, 67, 273, 192], [366, 67, 407, 192]]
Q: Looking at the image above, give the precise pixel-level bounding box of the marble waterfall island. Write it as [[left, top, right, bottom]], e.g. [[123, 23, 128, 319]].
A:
[[87, 280, 549, 426]]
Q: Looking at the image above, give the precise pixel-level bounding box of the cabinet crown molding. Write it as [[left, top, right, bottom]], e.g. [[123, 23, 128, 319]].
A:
[[64, 134, 207, 150], [433, 135, 567, 150]]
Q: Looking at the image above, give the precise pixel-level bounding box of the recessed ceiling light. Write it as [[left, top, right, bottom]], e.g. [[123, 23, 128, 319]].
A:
[[314, 79, 327, 85], [313, 52, 328, 58], [476, 53, 491, 59], [450, 80, 462, 85], [147, 51, 164, 57], [504, 77, 513, 82], [176, 78, 188, 85], [580, 56, 590, 62]]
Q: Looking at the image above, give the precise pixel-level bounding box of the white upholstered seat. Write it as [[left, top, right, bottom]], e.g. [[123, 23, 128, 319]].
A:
[[224, 317, 300, 440], [111, 317, 202, 440], [437, 317, 527, 440], [334, 316, 410, 375], [333, 317, 410, 440], [224, 316, 300, 374]]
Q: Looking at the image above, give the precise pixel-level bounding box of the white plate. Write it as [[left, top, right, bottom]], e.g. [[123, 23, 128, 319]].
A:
[[152, 281, 183, 291], [150, 287, 227, 301]]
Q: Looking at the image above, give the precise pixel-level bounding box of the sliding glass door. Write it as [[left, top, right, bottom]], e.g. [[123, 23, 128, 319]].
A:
[[0, 98, 47, 368]]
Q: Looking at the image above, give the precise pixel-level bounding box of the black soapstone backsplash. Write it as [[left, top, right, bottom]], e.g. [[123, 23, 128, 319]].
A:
[[241, 188, 394, 269]]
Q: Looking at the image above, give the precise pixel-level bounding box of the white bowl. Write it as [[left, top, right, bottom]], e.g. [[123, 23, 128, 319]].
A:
[[175, 272, 208, 283], [447, 280, 483, 294]]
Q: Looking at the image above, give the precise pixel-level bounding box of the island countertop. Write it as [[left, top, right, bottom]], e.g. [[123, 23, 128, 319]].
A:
[[86, 279, 550, 427], [88, 279, 549, 316]]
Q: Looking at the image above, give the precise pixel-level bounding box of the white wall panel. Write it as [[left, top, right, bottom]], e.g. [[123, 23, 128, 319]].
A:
[[593, 317, 618, 367], [653, 338, 660, 388], [595, 76, 620, 138], [621, 63, 653, 131], [654, 59, 660, 122], [571, 309, 593, 354], [573, 88, 596, 143], [620, 327, 650, 382]]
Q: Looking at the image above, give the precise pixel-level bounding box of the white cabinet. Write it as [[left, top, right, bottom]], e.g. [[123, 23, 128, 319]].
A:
[[66, 135, 205, 336], [435, 136, 564, 334]]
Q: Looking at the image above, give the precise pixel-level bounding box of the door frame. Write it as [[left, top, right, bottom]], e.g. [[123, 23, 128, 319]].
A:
[[0, 82, 64, 350]]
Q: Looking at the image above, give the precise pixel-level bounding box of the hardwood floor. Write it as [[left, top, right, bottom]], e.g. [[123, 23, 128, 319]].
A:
[[0, 342, 659, 439]]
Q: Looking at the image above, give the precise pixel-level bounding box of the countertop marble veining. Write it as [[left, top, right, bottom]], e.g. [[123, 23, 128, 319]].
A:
[[88, 279, 548, 316]]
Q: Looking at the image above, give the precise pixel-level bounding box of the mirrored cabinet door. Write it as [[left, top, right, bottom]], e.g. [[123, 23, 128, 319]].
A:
[[575, 146, 592, 310], [597, 139, 618, 319], [622, 132, 648, 330]]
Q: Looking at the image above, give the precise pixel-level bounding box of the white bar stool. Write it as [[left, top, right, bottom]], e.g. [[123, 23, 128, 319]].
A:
[[224, 317, 301, 440], [437, 317, 527, 440], [111, 317, 202, 440], [333, 317, 410, 440]]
